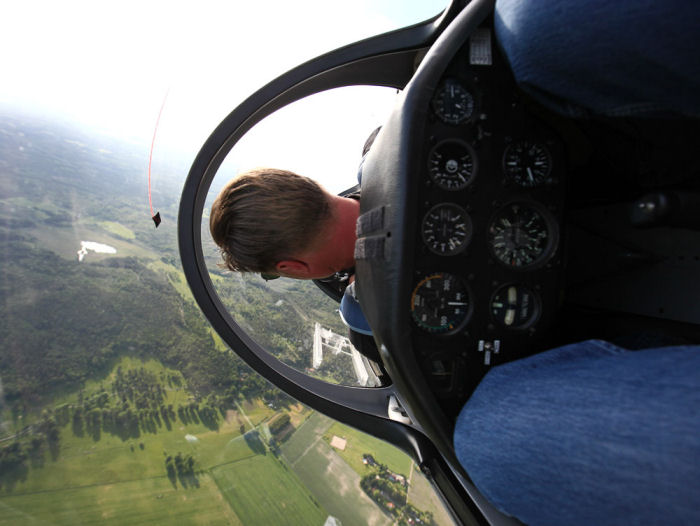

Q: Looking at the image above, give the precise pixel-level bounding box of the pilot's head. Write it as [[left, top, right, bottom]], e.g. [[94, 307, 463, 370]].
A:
[[210, 168, 359, 280]]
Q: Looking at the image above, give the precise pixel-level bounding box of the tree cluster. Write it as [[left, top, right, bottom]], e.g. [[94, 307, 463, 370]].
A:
[[268, 413, 291, 436], [164, 452, 199, 489], [358, 459, 437, 524], [0, 415, 59, 491]]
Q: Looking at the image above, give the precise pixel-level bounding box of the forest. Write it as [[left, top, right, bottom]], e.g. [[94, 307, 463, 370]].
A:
[[0, 109, 359, 416], [0, 109, 359, 474]]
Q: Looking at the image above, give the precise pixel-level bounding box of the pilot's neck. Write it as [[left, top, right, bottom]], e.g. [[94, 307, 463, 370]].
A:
[[327, 194, 360, 270]]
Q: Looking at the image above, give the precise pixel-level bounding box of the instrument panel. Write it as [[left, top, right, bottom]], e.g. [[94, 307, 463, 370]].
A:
[[407, 34, 566, 405]]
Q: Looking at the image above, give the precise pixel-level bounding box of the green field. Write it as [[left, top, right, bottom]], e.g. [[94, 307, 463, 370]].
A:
[[212, 454, 326, 526], [1, 357, 253, 495], [407, 467, 456, 526], [324, 421, 413, 477], [99, 221, 136, 240], [281, 412, 333, 464], [0, 474, 240, 526], [0, 355, 330, 525], [237, 399, 277, 427], [2, 405, 249, 496], [28, 222, 148, 261]]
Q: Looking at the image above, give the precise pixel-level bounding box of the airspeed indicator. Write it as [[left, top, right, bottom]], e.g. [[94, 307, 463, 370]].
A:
[[410, 273, 472, 334]]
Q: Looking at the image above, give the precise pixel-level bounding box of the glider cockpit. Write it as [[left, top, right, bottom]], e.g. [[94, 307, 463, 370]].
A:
[[178, 1, 700, 523]]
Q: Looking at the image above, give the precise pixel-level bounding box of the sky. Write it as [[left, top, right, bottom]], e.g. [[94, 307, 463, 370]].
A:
[[1, 0, 448, 192]]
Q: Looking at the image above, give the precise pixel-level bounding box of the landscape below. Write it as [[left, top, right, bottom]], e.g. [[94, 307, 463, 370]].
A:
[[0, 110, 451, 526]]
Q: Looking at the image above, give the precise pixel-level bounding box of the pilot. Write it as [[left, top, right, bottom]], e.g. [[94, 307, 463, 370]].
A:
[[209, 0, 700, 524], [209, 168, 374, 342], [209, 168, 360, 281]]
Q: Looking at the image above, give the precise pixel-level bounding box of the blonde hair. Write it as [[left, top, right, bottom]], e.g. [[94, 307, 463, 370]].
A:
[[210, 168, 331, 273]]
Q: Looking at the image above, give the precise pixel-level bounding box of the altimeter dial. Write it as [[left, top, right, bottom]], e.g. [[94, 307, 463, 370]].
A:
[[503, 140, 553, 187], [488, 202, 557, 269]]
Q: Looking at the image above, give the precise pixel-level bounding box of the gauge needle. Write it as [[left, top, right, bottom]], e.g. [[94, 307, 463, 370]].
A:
[[527, 167, 535, 182], [448, 302, 468, 306]]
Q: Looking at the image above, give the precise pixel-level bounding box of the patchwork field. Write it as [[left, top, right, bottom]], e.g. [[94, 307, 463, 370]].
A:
[[212, 454, 327, 526], [281, 411, 333, 464], [322, 420, 455, 525], [0, 355, 329, 525], [323, 421, 413, 477], [289, 439, 390, 526]]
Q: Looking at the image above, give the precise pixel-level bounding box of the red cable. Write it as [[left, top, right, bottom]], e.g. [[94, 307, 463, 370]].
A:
[[148, 90, 169, 222]]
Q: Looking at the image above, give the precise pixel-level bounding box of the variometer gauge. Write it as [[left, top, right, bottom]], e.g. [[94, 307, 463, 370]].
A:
[[428, 140, 477, 190], [410, 273, 472, 334], [503, 140, 553, 187], [490, 284, 541, 329], [421, 203, 473, 256], [488, 202, 557, 269], [431, 79, 475, 125]]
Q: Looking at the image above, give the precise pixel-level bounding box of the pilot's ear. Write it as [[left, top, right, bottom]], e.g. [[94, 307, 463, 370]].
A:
[[275, 259, 309, 278]]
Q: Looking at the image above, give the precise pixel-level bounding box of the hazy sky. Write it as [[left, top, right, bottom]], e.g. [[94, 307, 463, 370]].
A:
[[1, 0, 447, 191]]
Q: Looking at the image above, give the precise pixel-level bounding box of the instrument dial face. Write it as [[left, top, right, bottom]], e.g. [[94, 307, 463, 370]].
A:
[[432, 79, 475, 125], [428, 140, 477, 190], [410, 273, 472, 334], [488, 203, 557, 269], [421, 203, 473, 256], [490, 284, 541, 329], [503, 141, 553, 187]]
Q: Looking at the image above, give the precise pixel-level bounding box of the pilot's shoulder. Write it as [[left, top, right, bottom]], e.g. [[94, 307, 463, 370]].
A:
[[339, 281, 372, 335]]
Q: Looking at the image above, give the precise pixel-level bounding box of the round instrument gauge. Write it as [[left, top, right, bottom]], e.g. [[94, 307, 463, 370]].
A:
[[421, 203, 473, 256], [432, 79, 475, 125], [488, 202, 557, 269], [428, 140, 477, 190], [410, 273, 472, 334], [503, 141, 553, 187], [490, 284, 541, 329]]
